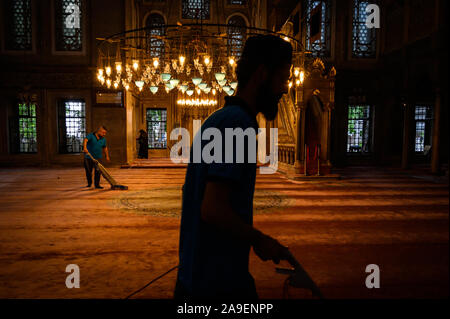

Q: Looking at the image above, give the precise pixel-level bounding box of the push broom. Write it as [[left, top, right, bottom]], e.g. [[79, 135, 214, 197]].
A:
[[86, 151, 128, 190]]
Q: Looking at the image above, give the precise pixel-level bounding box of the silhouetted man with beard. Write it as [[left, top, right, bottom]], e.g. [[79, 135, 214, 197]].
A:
[[175, 35, 293, 299]]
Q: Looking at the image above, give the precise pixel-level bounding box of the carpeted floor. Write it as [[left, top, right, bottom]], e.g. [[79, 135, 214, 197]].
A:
[[0, 165, 448, 298]]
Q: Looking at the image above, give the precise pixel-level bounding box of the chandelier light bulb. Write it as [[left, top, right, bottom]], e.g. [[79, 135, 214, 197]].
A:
[[179, 55, 185, 64], [114, 82, 118, 89], [294, 67, 300, 77], [125, 84, 129, 90], [214, 72, 225, 82], [149, 86, 158, 94], [161, 73, 171, 82], [212, 88, 216, 95], [133, 60, 139, 71], [97, 68, 104, 76], [204, 56, 210, 65], [135, 80, 144, 89], [192, 77, 202, 86], [288, 81, 293, 88], [153, 58, 159, 68], [105, 66, 112, 76], [170, 79, 180, 87], [106, 79, 111, 88], [226, 89, 235, 96], [115, 62, 122, 73], [300, 71, 305, 84], [229, 57, 235, 66]]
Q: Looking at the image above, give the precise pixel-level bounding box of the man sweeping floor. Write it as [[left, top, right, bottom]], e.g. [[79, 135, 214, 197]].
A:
[[83, 125, 110, 189]]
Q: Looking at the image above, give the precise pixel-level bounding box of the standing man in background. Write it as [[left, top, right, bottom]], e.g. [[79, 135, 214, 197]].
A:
[[83, 125, 110, 189]]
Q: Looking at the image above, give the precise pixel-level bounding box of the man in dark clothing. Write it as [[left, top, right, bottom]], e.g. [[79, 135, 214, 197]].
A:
[[137, 129, 149, 159], [82, 126, 110, 189], [175, 35, 293, 299]]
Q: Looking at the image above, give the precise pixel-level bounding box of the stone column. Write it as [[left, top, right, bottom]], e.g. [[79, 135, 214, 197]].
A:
[[294, 87, 303, 170], [431, 88, 441, 174]]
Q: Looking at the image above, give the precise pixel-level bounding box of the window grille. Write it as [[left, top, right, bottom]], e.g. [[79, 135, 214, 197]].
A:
[[227, 15, 246, 58], [58, 100, 86, 153], [12, 103, 37, 153], [347, 105, 372, 153], [414, 105, 433, 153], [146, 13, 165, 58], [352, 0, 377, 58], [304, 0, 331, 57], [147, 109, 167, 149], [55, 0, 83, 51], [4, 0, 32, 50], [182, 0, 210, 20]]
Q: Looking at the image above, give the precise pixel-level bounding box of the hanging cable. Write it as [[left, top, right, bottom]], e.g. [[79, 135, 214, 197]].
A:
[[124, 264, 179, 299]]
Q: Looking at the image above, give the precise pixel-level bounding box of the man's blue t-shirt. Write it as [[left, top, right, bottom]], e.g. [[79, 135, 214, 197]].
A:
[[85, 132, 106, 159], [177, 97, 259, 298]]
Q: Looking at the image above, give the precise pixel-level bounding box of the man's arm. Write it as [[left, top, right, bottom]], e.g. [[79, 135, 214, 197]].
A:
[[201, 180, 290, 264], [83, 138, 89, 153], [103, 146, 110, 161]]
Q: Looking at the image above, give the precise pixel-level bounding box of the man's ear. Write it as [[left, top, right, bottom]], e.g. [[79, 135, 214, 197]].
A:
[[254, 64, 268, 83]]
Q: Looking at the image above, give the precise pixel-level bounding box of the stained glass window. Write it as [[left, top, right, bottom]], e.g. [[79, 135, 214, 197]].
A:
[[352, 0, 377, 58], [4, 0, 32, 51], [227, 15, 246, 58], [147, 109, 167, 149], [146, 13, 165, 58], [17, 103, 37, 153], [304, 0, 331, 57], [55, 0, 83, 51], [58, 100, 86, 153], [347, 105, 372, 153], [414, 105, 433, 153], [182, 0, 210, 20]]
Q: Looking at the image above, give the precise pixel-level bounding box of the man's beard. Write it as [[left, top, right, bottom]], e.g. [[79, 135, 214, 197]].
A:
[[256, 84, 281, 121]]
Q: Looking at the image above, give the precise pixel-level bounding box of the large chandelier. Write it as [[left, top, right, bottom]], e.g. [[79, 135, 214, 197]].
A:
[[96, 23, 304, 101]]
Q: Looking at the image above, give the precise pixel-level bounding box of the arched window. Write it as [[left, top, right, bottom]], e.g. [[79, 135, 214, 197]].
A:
[[55, 0, 83, 51], [227, 15, 246, 58], [4, 0, 32, 51], [146, 13, 165, 58], [304, 0, 331, 57], [352, 0, 377, 58]]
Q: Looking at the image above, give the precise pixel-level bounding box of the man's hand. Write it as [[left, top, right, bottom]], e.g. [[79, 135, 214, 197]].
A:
[[83, 148, 89, 154], [106, 156, 111, 162], [252, 232, 290, 264]]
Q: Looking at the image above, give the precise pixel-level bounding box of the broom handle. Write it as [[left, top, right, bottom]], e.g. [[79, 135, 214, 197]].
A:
[[86, 151, 98, 164]]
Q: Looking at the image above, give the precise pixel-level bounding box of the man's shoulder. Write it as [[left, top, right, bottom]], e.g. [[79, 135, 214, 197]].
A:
[[205, 105, 256, 129]]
